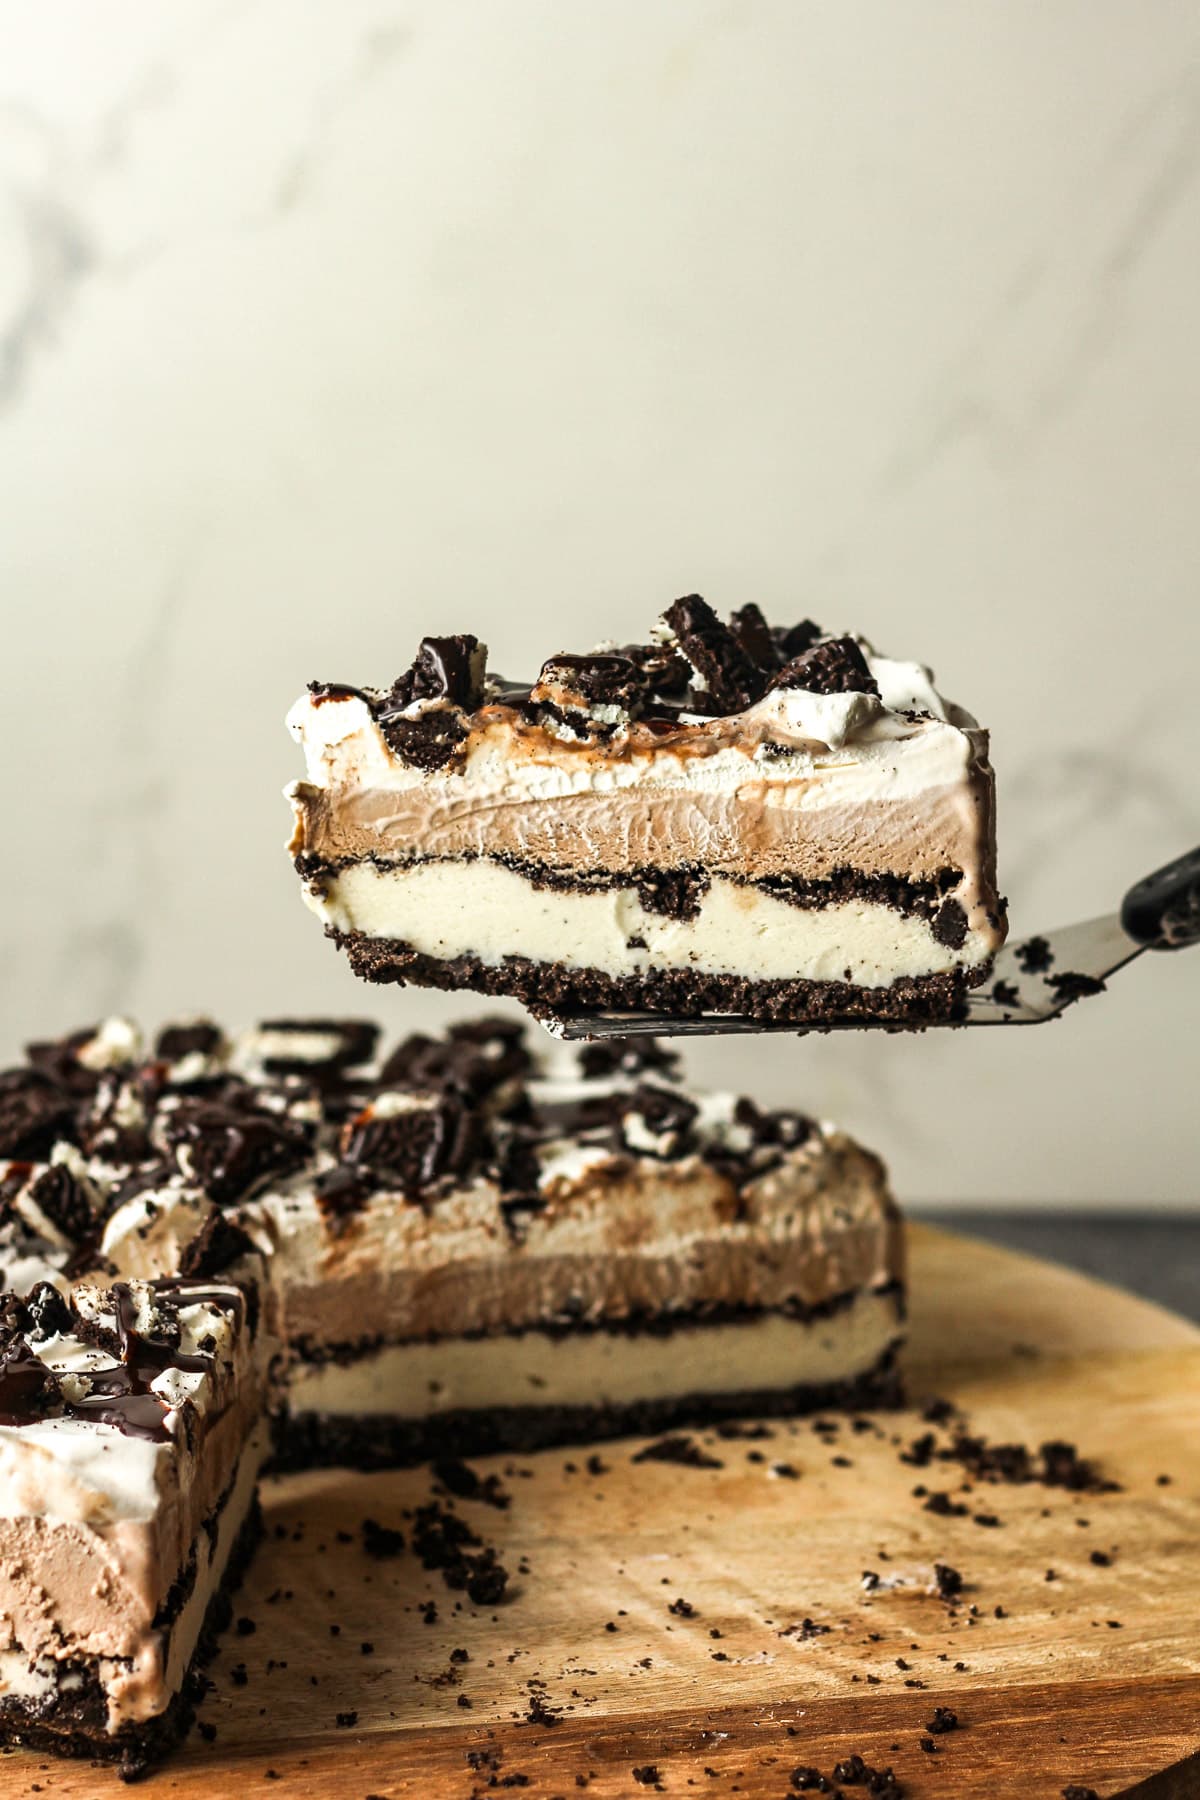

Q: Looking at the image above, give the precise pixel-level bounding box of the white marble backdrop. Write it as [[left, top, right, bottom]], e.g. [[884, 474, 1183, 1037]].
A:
[[1, 1, 1197, 1207]]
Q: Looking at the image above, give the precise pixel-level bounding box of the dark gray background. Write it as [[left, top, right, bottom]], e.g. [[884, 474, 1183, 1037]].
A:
[[920, 1213, 1199, 1323]]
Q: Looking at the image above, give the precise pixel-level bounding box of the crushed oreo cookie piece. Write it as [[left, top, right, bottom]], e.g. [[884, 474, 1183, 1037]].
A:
[[340, 1094, 484, 1197], [631, 1434, 723, 1470], [377, 704, 469, 771], [1038, 1440, 1119, 1494], [774, 618, 823, 659], [662, 594, 768, 714], [0, 1332, 62, 1425], [1015, 936, 1053, 974], [577, 1037, 681, 1082], [1046, 971, 1106, 1004], [390, 634, 487, 712], [617, 640, 693, 703], [372, 634, 487, 769], [411, 1499, 510, 1605], [617, 1084, 699, 1159], [772, 635, 879, 697], [932, 1562, 963, 1601], [311, 1160, 378, 1225], [24, 1281, 72, 1341], [733, 1095, 814, 1151], [255, 1019, 378, 1075], [533, 653, 648, 714], [361, 1517, 405, 1559], [164, 1099, 308, 1206], [26, 1164, 93, 1244], [923, 1491, 968, 1519], [728, 602, 780, 671], [433, 1457, 510, 1510], [525, 1692, 559, 1727], [178, 1209, 258, 1280], [154, 1021, 224, 1064], [931, 898, 969, 950], [830, 1755, 903, 1798], [633, 865, 711, 921], [379, 1019, 529, 1101], [0, 1069, 77, 1160], [25, 1028, 113, 1093]]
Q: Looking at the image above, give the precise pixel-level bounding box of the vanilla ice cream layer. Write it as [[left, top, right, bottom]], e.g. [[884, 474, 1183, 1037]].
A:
[[302, 859, 992, 986], [284, 1290, 902, 1419]]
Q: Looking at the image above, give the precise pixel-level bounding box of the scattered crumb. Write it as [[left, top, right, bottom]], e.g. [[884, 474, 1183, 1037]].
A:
[[361, 1518, 405, 1559], [632, 1435, 723, 1470]]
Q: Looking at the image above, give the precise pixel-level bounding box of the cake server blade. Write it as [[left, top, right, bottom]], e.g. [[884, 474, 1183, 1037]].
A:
[[539, 844, 1200, 1040]]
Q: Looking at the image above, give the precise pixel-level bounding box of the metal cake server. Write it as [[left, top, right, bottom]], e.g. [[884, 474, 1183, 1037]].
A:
[[540, 844, 1200, 1041]]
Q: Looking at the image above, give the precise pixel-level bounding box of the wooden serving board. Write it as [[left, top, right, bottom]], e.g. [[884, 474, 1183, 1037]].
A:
[[6, 1225, 1199, 1800]]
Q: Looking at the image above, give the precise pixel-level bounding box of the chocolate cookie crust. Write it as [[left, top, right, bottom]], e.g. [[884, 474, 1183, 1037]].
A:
[[271, 1346, 903, 1472], [332, 932, 975, 1025]]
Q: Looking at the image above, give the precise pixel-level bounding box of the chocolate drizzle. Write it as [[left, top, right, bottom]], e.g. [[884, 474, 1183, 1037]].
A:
[[0, 1335, 61, 1425], [534, 653, 647, 712], [0, 1279, 243, 1443], [370, 634, 488, 770]]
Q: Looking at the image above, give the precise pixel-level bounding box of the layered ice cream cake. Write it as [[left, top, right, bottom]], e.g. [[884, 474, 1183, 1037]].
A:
[[0, 1012, 904, 1765], [286, 597, 1005, 1023], [0, 1274, 265, 1773]]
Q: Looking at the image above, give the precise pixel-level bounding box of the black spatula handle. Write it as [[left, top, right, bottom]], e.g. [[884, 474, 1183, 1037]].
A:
[[1120, 845, 1200, 948]]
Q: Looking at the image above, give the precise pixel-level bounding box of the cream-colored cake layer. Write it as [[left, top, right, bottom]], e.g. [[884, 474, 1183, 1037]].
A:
[[302, 858, 993, 985], [284, 1289, 902, 1419]]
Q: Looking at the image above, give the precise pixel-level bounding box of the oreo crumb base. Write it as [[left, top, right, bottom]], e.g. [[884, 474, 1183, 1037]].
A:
[[334, 932, 977, 1025], [269, 1346, 904, 1472]]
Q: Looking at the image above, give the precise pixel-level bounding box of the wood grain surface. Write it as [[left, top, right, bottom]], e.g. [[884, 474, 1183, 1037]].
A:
[[4, 1224, 1197, 1800]]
